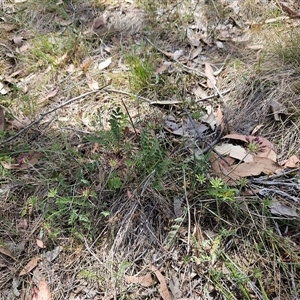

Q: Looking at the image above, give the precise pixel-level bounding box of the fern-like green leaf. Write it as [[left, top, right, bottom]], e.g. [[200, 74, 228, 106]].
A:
[[108, 106, 127, 149]]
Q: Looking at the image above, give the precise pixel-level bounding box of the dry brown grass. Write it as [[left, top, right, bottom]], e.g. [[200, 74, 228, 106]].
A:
[[0, 0, 299, 299]]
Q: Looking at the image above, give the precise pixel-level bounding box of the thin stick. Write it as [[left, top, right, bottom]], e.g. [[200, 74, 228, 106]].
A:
[[258, 188, 299, 202], [250, 179, 300, 187], [0, 43, 14, 55], [255, 168, 300, 179], [0, 86, 107, 145], [105, 87, 152, 137], [104, 88, 152, 103], [195, 88, 231, 102], [83, 237, 107, 269], [183, 167, 191, 255], [120, 98, 138, 137]]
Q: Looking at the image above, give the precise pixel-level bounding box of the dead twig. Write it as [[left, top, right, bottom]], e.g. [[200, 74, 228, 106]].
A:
[[120, 98, 139, 137], [83, 237, 106, 268], [183, 168, 191, 255], [195, 88, 231, 102], [0, 86, 107, 145], [0, 43, 14, 56], [256, 168, 300, 179], [104, 88, 152, 103], [250, 179, 300, 188], [258, 188, 299, 202]]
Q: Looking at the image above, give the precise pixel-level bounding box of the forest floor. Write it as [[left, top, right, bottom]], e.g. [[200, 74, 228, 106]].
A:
[[0, 0, 300, 299]]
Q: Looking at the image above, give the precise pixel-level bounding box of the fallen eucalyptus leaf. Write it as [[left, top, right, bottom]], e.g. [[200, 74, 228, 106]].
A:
[[201, 105, 216, 130], [172, 121, 208, 137], [173, 49, 185, 60], [229, 156, 282, 177], [86, 74, 99, 90], [150, 265, 172, 300], [19, 257, 41, 276], [284, 155, 299, 168], [215, 143, 253, 163], [0, 81, 9, 95], [270, 201, 299, 218], [164, 120, 179, 131], [32, 277, 52, 300], [223, 134, 274, 150], [270, 100, 288, 121], [0, 245, 17, 261], [204, 63, 216, 89], [42, 246, 63, 262], [155, 61, 172, 75], [98, 57, 112, 70], [125, 273, 155, 287]]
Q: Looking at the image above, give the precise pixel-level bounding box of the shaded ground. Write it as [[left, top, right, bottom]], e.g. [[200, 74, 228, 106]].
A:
[[0, 0, 300, 299]]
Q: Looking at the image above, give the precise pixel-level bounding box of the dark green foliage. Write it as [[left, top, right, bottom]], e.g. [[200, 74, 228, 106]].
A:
[[85, 106, 128, 152], [45, 187, 96, 237], [108, 107, 127, 150], [126, 54, 154, 93], [136, 128, 169, 179]]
